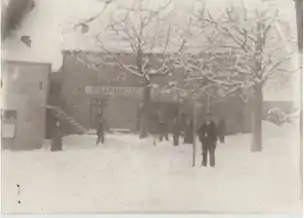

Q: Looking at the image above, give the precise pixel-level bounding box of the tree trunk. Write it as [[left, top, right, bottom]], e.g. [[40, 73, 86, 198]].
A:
[[206, 94, 210, 113], [139, 85, 151, 139], [251, 83, 263, 152]]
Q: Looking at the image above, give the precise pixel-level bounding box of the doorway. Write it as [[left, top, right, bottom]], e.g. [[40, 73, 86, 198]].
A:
[[89, 98, 106, 129]]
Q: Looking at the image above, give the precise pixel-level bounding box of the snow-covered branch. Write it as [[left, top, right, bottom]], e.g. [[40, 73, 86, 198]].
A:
[[88, 0, 183, 83], [205, 10, 253, 53], [74, 1, 113, 30], [261, 54, 296, 82]]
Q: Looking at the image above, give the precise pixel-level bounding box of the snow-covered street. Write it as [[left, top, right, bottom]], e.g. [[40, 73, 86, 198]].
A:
[[1, 122, 302, 213]]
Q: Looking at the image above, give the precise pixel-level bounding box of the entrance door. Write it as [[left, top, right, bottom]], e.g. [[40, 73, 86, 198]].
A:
[[89, 99, 106, 129]]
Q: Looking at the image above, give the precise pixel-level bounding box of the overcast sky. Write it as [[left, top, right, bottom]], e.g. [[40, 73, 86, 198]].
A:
[[2, 0, 299, 102], [3, 0, 297, 68]]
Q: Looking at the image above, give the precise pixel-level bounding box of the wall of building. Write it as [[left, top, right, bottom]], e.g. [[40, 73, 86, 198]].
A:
[[1, 61, 50, 150], [60, 52, 140, 129], [60, 51, 253, 133], [60, 51, 184, 130], [59, 51, 295, 135]]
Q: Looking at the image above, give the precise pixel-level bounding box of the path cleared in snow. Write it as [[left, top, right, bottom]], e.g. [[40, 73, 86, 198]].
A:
[[1, 122, 302, 213]]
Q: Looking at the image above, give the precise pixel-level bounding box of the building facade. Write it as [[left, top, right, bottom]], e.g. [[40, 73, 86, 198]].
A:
[[59, 51, 184, 132], [57, 50, 294, 135], [1, 60, 50, 150]]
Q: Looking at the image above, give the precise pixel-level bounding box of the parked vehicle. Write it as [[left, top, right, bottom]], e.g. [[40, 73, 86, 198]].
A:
[[266, 108, 294, 126]]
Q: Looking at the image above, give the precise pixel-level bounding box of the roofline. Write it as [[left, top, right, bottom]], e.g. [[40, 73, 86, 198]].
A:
[[3, 60, 52, 66], [61, 50, 171, 56], [61, 49, 237, 56]]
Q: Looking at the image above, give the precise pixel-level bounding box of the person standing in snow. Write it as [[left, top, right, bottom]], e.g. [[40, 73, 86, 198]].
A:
[[51, 120, 63, 151], [96, 114, 106, 145], [172, 117, 180, 146], [197, 113, 218, 167]]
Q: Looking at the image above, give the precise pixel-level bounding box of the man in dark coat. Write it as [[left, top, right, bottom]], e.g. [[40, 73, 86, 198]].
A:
[[198, 113, 218, 167], [96, 115, 106, 145], [51, 120, 62, 151]]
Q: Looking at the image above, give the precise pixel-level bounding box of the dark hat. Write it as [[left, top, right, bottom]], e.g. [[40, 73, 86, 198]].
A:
[[207, 112, 212, 116]]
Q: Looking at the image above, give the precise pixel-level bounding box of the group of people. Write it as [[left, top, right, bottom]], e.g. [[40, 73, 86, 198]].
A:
[[95, 110, 226, 167], [49, 113, 106, 152], [50, 110, 225, 168], [156, 113, 194, 146], [155, 112, 225, 167]]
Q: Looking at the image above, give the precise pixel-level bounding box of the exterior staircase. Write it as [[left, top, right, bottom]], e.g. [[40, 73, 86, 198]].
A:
[[46, 105, 87, 135]]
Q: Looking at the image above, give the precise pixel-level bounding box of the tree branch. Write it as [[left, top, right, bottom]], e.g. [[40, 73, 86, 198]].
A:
[[262, 55, 294, 81], [74, 0, 114, 29]]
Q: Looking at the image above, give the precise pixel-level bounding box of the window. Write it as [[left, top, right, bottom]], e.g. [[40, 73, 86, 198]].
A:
[[2, 123, 16, 138], [1, 109, 17, 139], [2, 110, 17, 121]]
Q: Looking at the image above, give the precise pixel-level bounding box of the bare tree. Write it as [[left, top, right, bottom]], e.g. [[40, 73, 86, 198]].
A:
[[179, 1, 299, 152], [166, 50, 248, 166], [75, 0, 185, 138], [68, 0, 116, 34]]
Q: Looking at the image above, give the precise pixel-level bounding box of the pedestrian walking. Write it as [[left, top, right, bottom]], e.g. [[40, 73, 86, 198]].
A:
[[172, 117, 180, 146], [197, 113, 218, 167], [218, 118, 226, 143], [96, 115, 106, 145], [51, 120, 63, 151]]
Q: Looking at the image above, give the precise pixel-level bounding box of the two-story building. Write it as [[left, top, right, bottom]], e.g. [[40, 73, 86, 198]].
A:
[[56, 51, 184, 132], [54, 50, 255, 134], [1, 60, 50, 150]]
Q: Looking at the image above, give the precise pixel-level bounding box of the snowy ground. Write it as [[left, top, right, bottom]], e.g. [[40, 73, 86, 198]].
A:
[[1, 122, 302, 213]]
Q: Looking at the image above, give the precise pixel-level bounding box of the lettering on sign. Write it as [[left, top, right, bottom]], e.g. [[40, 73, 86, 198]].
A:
[[85, 86, 143, 97]]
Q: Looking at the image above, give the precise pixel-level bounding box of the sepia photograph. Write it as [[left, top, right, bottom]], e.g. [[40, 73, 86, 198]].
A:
[[0, 0, 303, 214]]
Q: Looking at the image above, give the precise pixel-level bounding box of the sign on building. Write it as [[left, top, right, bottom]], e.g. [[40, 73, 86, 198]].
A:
[[85, 86, 143, 98], [85, 85, 180, 102]]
